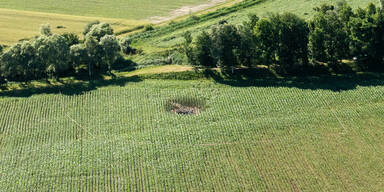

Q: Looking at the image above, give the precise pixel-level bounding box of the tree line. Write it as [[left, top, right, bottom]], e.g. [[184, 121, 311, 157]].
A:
[[183, 2, 384, 75], [0, 21, 134, 84]]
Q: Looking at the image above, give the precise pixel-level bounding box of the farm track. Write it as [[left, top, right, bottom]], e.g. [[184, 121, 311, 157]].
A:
[[1, 80, 384, 191]]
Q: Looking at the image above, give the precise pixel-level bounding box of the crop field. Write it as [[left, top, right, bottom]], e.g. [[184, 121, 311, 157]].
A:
[[1, 79, 384, 191], [0, 0, 214, 19], [0, 0, 229, 45]]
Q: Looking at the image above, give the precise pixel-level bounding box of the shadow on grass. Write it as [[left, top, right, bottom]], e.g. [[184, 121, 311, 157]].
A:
[[202, 68, 384, 92], [0, 76, 142, 98]]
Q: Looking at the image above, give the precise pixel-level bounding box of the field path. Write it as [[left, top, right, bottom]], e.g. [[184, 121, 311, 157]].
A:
[[150, 0, 229, 23]]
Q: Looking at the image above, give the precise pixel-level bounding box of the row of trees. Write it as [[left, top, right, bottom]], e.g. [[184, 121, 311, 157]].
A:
[[0, 22, 133, 83], [184, 2, 384, 74]]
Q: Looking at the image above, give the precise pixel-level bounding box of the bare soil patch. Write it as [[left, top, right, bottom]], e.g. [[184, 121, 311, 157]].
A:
[[166, 96, 206, 115]]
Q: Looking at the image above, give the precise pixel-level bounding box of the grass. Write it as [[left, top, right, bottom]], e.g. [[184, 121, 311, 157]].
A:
[[0, 0, 212, 20], [0, 0, 229, 45], [129, 0, 378, 57], [0, 8, 146, 45], [1, 77, 384, 190]]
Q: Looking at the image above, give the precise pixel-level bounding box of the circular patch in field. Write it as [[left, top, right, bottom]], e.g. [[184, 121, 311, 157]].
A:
[[166, 97, 206, 115]]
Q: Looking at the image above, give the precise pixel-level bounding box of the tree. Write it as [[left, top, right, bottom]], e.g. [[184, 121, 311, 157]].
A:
[[194, 31, 215, 68], [254, 18, 277, 66], [309, 7, 349, 66], [182, 31, 196, 66], [349, 3, 384, 70], [100, 35, 120, 74], [85, 22, 114, 41], [83, 20, 100, 36], [33, 34, 71, 80], [40, 24, 53, 36], [70, 44, 89, 73], [237, 14, 260, 67], [0, 43, 28, 81], [255, 13, 309, 71], [210, 24, 241, 73], [84, 36, 99, 79], [62, 32, 80, 46]]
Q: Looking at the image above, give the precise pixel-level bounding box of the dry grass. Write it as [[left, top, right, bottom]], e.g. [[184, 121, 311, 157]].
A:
[[120, 65, 194, 77], [0, 8, 147, 45]]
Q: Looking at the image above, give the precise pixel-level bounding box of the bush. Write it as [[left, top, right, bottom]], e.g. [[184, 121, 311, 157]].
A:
[[144, 24, 154, 32], [119, 38, 136, 55]]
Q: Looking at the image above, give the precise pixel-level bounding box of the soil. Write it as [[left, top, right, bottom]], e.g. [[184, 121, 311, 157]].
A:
[[169, 102, 200, 115]]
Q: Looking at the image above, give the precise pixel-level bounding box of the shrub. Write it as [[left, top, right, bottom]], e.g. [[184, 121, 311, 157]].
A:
[[144, 24, 154, 32], [119, 38, 136, 55], [40, 24, 53, 36]]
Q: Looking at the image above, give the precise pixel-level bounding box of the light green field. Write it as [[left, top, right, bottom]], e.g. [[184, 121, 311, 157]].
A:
[[0, 0, 211, 19], [0, 0, 229, 45], [133, 0, 378, 53], [0, 8, 146, 45], [1, 77, 384, 191]]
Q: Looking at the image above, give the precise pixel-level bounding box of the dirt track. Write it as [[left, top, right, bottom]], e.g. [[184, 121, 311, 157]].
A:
[[150, 0, 228, 23]]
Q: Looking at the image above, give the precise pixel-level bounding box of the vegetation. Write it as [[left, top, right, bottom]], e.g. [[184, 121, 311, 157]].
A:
[[1, 0, 384, 191], [183, 2, 384, 74], [0, 23, 122, 83], [1, 78, 384, 190], [0, 0, 212, 19]]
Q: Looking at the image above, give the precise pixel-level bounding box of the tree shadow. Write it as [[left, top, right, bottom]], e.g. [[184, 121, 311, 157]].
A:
[[0, 75, 142, 98], [203, 68, 384, 92]]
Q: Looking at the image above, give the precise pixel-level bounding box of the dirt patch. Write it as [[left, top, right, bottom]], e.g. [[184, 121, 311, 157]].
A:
[[150, 0, 228, 24], [166, 96, 206, 115], [170, 102, 201, 115]]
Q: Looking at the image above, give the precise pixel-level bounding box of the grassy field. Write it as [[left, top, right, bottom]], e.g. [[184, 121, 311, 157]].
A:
[[0, 0, 213, 19], [0, 8, 146, 45], [0, 0, 230, 45], [130, 0, 378, 55], [1, 76, 384, 191]]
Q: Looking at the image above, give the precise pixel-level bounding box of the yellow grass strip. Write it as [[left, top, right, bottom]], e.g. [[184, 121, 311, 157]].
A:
[[0, 8, 148, 45]]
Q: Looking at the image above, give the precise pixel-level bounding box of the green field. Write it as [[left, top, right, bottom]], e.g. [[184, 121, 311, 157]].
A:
[[132, 0, 377, 54], [1, 0, 384, 190], [1, 76, 384, 191], [0, 0, 231, 45], [0, 0, 212, 19]]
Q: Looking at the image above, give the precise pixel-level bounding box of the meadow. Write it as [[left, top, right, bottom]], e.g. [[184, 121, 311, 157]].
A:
[[1, 76, 384, 191], [0, 0, 229, 45]]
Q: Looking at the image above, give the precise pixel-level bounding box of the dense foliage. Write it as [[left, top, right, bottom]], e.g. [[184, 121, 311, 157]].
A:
[[184, 3, 384, 74], [0, 23, 123, 83]]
